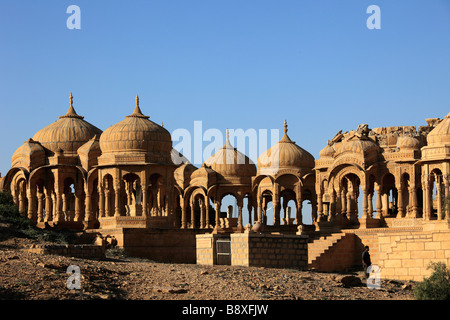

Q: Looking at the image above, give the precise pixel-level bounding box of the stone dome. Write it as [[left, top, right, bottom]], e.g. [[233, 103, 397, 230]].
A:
[[319, 143, 335, 158], [11, 138, 46, 170], [397, 135, 420, 150], [257, 121, 315, 173], [99, 96, 172, 163], [32, 93, 103, 155], [334, 138, 378, 155], [427, 112, 450, 146], [203, 130, 257, 178]]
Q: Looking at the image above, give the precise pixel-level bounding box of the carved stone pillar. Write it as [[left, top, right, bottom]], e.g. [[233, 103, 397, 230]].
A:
[[375, 186, 382, 219], [257, 197, 263, 223], [85, 192, 93, 222], [382, 192, 389, 217], [408, 186, 418, 218], [273, 200, 280, 226], [181, 198, 187, 229], [98, 186, 105, 218], [296, 200, 303, 225], [44, 188, 52, 222], [114, 183, 121, 217], [341, 189, 347, 218], [396, 183, 404, 219], [205, 197, 210, 228], [435, 176, 442, 220], [105, 189, 111, 217], [346, 191, 352, 220], [190, 198, 196, 229], [368, 192, 373, 218], [212, 201, 224, 234], [37, 192, 44, 223], [74, 191, 83, 221], [317, 192, 323, 221], [27, 187, 36, 223], [361, 188, 368, 219], [200, 198, 205, 229]]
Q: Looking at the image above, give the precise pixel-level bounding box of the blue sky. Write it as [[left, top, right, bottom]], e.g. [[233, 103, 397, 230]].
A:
[[1, 0, 450, 177]]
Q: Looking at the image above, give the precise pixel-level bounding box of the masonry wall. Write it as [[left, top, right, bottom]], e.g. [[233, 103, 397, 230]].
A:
[[345, 221, 450, 281], [28, 244, 105, 259], [99, 228, 206, 264], [196, 233, 230, 265], [230, 233, 308, 269], [377, 228, 450, 281]]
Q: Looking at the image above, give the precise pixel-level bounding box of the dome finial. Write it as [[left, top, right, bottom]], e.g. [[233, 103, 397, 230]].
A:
[[60, 92, 83, 119], [226, 128, 230, 141], [127, 94, 149, 119], [284, 120, 288, 135]]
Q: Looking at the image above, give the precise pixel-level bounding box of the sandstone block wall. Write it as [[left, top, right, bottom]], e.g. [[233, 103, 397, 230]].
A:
[[196, 234, 230, 265], [28, 244, 105, 259], [346, 221, 450, 281], [230, 233, 308, 269], [377, 229, 450, 281], [100, 227, 206, 264]]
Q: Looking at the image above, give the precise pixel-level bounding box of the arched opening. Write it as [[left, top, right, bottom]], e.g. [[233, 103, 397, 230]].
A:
[[382, 173, 397, 217], [301, 189, 314, 225], [430, 169, 444, 219], [148, 173, 165, 217], [63, 177, 76, 221], [341, 173, 360, 222], [242, 193, 254, 227], [280, 189, 296, 225], [261, 190, 273, 225], [123, 173, 142, 216], [103, 174, 114, 217], [367, 174, 377, 219], [399, 173, 410, 218]]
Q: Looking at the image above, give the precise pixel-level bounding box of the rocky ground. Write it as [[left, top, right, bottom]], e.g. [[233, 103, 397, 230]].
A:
[[0, 234, 416, 302]]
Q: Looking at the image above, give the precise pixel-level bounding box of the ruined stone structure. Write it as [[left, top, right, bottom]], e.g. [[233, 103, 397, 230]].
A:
[[1, 93, 449, 281]]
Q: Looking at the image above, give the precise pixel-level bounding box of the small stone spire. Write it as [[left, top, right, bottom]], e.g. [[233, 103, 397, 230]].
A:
[[127, 94, 149, 119], [280, 119, 294, 143], [60, 92, 83, 119]]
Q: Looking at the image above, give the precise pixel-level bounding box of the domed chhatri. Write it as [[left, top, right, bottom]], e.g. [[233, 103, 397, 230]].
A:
[[427, 112, 450, 146], [257, 120, 315, 173], [2, 97, 450, 277], [203, 129, 257, 178], [99, 95, 173, 165], [32, 93, 102, 155]]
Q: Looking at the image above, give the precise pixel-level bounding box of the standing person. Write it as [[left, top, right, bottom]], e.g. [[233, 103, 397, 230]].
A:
[[362, 246, 372, 278]]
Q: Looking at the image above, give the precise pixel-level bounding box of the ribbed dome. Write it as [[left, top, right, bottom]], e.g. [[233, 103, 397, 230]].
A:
[[203, 130, 257, 178], [32, 94, 102, 155], [334, 138, 378, 155], [99, 96, 172, 163], [397, 135, 420, 150], [427, 113, 450, 146], [257, 121, 315, 172], [11, 138, 46, 169], [319, 143, 335, 158]]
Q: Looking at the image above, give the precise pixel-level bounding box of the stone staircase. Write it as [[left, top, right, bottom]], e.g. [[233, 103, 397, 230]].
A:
[[308, 232, 357, 272]]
